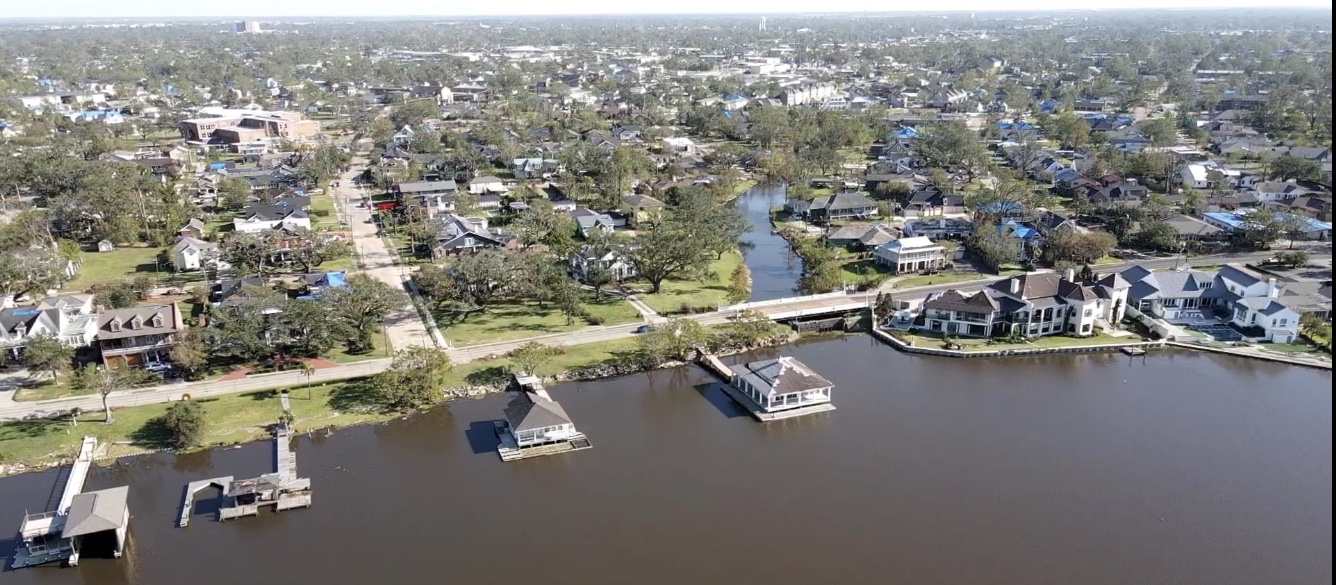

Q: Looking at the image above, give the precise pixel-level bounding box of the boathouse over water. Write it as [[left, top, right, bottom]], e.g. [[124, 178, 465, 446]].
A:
[[725, 356, 836, 421], [12, 437, 131, 569], [494, 374, 592, 461]]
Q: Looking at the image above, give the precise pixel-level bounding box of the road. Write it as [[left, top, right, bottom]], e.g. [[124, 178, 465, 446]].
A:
[[0, 250, 1323, 422], [330, 159, 437, 349]]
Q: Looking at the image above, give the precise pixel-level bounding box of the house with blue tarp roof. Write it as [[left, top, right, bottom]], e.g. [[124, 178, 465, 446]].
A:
[[1203, 211, 1332, 239]]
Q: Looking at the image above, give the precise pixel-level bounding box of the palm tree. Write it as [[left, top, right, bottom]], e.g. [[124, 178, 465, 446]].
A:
[[299, 362, 316, 400]]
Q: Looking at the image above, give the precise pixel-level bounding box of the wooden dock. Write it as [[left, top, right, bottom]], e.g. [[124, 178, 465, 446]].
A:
[[178, 393, 311, 527], [497, 430, 593, 462]]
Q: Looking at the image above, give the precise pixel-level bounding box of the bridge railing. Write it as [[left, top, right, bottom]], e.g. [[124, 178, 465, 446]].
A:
[[719, 290, 854, 312]]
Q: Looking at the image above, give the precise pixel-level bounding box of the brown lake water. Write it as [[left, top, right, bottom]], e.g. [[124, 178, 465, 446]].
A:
[[1, 337, 1331, 585]]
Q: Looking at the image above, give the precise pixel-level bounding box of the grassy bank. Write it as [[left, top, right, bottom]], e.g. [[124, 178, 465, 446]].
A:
[[435, 294, 641, 346], [0, 337, 646, 471], [638, 250, 745, 314]]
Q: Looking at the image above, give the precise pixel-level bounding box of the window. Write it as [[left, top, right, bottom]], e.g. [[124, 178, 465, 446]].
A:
[[109, 319, 121, 333], [152, 314, 164, 328], [464, 237, 475, 247], [1083, 308, 1092, 317], [1278, 319, 1288, 327]]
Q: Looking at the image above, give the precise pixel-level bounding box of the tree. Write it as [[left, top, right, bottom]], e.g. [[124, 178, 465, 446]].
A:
[[1048, 112, 1091, 150], [967, 221, 1021, 273], [299, 362, 316, 400], [323, 274, 402, 354], [1269, 155, 1322, 182], [1273, 212, 1313, 249], [626, 219, 714, 294], [1042, 229, 1118, 266], [161, 400, 206, 448], [1135, 220, 1181, 252], [637, 318, 712, 364], [169, 327, 210, 380], [914, 121, 988, 178], [220, 232, 275, 277], [1140, 117, 1179, 146], [371, 346, 453, 411], [1274, 250, 1309, 268], [217, 177, 252, 210], [726, 264, 752, 304], [416, 250, 511, 317], [509, 341, 554, 376], [205, 294, 278, 363], [1182, 189, 1207, 214], [288, 237, 351, 273], [70, 364, 150, 423], [22, 334, 74, 381]]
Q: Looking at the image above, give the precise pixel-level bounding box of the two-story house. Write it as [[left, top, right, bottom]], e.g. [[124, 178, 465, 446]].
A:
[[921, 271, 1129, 339], [873, 236, 946, 274], [0, 294, 100, 358], [803, 192, 879, 224], [431, 215, 503, 257], [569, 245, 636, 283], [96, 304, 184, 369], [395, 180, 460, 218]]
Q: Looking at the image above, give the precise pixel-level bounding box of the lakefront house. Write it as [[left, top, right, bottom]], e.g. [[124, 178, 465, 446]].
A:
[[922, 270, 1130, 338], [729, 357, 834, 414]]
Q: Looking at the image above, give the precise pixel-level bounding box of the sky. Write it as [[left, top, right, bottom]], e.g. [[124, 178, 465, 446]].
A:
[[4, 0, 1331, 19]]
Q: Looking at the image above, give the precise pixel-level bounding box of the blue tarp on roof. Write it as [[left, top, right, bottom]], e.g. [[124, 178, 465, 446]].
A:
[[323, 271, 348, 288], [209, 162, 227, 170], [999, 220, 1039, 239], [1205, 211, 1333, 232], [893, 127, 919, 139], [723, 93, 746, 101]]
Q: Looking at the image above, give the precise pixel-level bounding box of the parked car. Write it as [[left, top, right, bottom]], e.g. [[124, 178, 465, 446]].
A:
[[634, 324, 657, 334]]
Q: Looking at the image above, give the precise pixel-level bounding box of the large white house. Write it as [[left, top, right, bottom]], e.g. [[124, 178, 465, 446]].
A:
[[873, 236, 946, 274], [1123, 264, 1307, 342], [922, 270, 1130, 338]]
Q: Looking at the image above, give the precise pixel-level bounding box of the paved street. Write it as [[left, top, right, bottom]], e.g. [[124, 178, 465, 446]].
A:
[[330, 160, 438, 349], [0, 250, 1325, 422]]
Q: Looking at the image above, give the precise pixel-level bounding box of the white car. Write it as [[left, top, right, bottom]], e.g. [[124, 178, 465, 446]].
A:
[[143, 362, 171, 373]]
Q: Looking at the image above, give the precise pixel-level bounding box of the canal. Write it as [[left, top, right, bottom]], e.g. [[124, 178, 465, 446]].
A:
[[1, 338, 1329, 585], [734, 183, 803, 301]]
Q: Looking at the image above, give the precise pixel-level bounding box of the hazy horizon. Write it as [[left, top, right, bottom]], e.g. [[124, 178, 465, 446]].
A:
[[4, 0, 1331, 20]]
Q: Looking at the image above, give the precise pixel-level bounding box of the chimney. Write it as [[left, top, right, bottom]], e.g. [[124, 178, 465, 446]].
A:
[[1009, 278, 1021, 295], [1063, 268, 1076, 282], [1267, 277, 1278, 298]]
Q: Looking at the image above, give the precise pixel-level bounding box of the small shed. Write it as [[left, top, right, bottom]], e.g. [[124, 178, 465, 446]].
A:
[[96, 240, 115, 252]]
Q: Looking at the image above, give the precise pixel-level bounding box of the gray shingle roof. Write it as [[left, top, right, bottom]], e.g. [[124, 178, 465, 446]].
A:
[[730, 357, 833, 396], [61, 486, 129, 537], [504, 394, 573, 431]]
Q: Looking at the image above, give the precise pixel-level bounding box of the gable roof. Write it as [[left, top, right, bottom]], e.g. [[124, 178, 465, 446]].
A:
[[989, 272, 1063, 300], [241, 205, 308, 222], [97, 304, 180, 339]]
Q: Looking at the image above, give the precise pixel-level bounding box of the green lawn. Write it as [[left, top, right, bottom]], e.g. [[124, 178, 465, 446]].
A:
[[436, 294, 641, 346], [65, 246, 167, 292], [911, 331, 1133, 352], [839, 259, 891, 285], [893, 270, 1004, 289], [1257, 341, 1330, 357], [328, 330, 392, 363], [12, 378, 87, 402], [637, 250, 743, 314], [309, 194, 339, 227], [0, 337, 645, 468]]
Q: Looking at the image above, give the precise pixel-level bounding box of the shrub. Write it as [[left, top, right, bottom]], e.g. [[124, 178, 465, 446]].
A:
[[584, 315, 606, 325], [161, 401, 206, 449]]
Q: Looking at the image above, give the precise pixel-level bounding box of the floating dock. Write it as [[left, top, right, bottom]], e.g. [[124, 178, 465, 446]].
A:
[[1121, 346, 1148, 356], [178, 393, 311, 527], [12, 437, 131, 569], [698, 353, 837, 422], [494, 374, 592, 462]]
